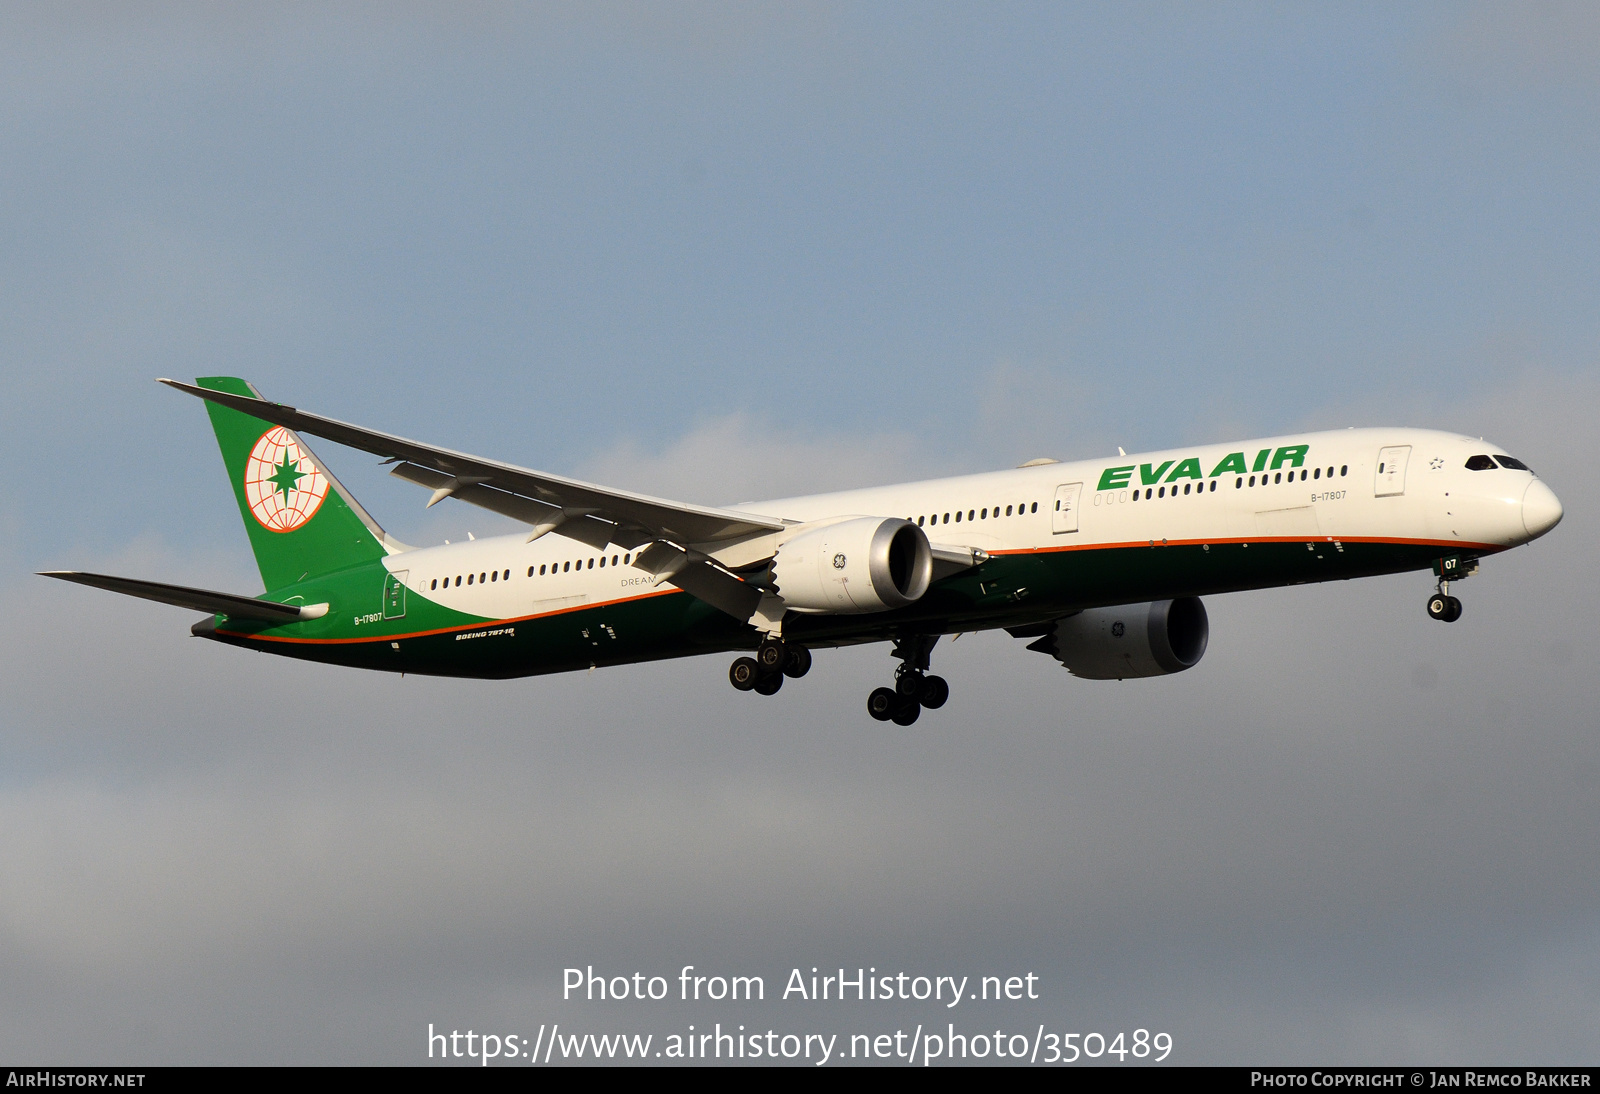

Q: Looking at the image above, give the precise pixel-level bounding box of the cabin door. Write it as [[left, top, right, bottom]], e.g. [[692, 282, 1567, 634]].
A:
[[383, 571, 408, 619], [1052, 482, 1084, 534], [1374, 446, 1411, 497]]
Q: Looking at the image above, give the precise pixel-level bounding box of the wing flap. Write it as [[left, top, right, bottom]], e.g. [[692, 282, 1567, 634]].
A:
[[39, 571, 317, 622], [630, 543, 764, 620]]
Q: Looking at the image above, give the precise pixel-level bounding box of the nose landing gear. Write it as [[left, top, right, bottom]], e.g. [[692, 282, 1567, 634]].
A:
[[1427, 588, 1463, 623], [1426, 557, 1477, 623], [729, 638, 811, 696], [866, 634, 949, 726]]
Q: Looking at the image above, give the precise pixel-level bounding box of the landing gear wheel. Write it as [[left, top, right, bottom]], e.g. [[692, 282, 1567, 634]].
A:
[[918, 674, 949, 709], [756, 639, 787, 672], [782, 645, 812, 679], [895, 670, 924, 700], [753, 672, 784, 696], [1428, 594, 1463, 622], [890, 700, 921, 726], [729, 657, 759, 691], [867, 687, 898, 722]]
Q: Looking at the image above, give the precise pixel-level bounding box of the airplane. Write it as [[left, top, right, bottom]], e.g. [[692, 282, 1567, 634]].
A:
[[42, 378, 1564, 725]]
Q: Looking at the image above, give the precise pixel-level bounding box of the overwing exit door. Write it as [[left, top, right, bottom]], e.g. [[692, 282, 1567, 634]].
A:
[[1052, 482, 1083, 534], [1375, 446, 1410, 497]]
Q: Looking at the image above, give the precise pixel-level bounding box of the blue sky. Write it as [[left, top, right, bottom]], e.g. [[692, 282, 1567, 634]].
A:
[[1, 4, 1597, 1064]]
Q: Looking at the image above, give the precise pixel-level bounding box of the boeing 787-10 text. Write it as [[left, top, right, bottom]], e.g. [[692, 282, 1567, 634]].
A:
[[43, 379, 1564, 724]]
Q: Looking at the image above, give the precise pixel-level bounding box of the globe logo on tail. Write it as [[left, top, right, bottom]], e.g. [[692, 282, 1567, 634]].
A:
[[243, 426, 329, 532]]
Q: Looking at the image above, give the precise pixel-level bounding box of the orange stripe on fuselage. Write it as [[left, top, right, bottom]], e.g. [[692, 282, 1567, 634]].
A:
[[986, 534, 1506, 556]]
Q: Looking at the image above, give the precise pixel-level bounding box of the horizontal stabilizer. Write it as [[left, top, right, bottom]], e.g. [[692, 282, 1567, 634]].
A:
[[39, 571, 323, 622]]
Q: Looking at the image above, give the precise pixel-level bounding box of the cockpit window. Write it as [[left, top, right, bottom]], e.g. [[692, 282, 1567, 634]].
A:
[[1494, 454, 1531, 471], [1465, 454, 1496, 471]]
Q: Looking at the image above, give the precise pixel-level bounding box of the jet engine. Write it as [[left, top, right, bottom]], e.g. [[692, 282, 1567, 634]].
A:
[[772, 517, 933, 613], [1038, 597, 1208, 679]]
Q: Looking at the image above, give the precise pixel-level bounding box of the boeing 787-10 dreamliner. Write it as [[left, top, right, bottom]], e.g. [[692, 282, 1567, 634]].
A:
[[43, 378, 1564, 724]]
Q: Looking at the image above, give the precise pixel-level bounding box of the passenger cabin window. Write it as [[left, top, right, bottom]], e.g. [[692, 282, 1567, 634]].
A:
[[1494, 455, 1530, 471], [430, 579, 437, 590], [1030, 502, 1038, 513]]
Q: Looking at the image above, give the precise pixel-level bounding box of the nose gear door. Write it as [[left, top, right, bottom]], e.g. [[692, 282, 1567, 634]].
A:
[[1375, 446, 1410, 498], [1052, 482, 1084, 534]]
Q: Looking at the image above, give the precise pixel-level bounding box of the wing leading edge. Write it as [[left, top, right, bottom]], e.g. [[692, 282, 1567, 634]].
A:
[[39, 571, 325, 622], [157, 379, 786, 548]]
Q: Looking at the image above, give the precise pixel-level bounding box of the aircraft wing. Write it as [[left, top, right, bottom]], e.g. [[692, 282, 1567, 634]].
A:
[[39, 571, 323, 622], [158, 380, 985, 632], [158, 379, 787, 550]]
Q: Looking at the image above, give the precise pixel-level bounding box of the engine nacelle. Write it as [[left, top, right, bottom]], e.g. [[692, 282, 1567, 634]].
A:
[[1042, 597, 1209, 679], [772, 517, 933, 613]]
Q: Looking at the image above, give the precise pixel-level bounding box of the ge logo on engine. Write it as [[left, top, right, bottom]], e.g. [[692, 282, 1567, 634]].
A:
[[1111, 621, 1126, 637], [832, 553, 848, 569]]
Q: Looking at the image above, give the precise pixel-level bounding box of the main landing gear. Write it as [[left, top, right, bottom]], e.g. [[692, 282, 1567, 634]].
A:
[[729, 637, 811, 696], [867, 634, 949, 726]]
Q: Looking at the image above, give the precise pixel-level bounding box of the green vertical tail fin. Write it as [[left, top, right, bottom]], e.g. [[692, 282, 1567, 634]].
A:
[[196, 377, 401, 592]]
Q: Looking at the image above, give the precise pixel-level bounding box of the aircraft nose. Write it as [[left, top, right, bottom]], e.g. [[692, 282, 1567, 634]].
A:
[[1522, 478, 1564, 540]]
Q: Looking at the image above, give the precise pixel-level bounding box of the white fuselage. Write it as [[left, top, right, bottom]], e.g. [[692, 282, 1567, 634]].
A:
[[383, 427, 1559, 624]]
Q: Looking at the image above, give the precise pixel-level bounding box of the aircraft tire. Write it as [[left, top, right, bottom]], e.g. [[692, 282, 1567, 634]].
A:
[[890, 700, 921, 726], [895, 670, 923, 699], [756, 639, 786, 672], [782, 645, 812, 679], [754, 672, 784, 696], [919, 674, 949, 709], [729, 657, 759, 691], [1443, 596, 1463, 623], [867, 687, 897, 721], [1427, 594, 1449, 621]]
